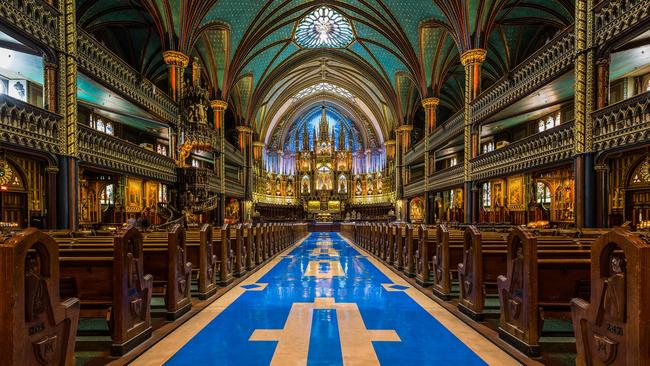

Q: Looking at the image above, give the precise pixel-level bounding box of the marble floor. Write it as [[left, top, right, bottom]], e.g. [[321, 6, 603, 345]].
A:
[[132, 233, 520, 365]]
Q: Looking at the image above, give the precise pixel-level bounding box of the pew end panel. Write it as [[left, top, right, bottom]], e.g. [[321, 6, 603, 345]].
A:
[[1, 228, 80, 366], [197, 224, 218, 300], [497, 227, 540, 357], [111, 226, 153, 356], [165, 224, 192, 320], [571, 228, 650, 366]]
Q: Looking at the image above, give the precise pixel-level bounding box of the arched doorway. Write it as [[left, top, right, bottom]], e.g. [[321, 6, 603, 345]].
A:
[[625, 156, 650, 226], [0, 159, 28, 228]]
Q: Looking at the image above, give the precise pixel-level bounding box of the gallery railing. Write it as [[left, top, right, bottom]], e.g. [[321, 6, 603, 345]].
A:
[[592, 91, 650, 152], [78, 125, 177, 182], [0, 94, 61, 154], [470, 121, 574, 181]]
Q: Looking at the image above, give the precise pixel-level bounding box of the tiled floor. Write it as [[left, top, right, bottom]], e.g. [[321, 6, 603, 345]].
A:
[[132, 233, 520, 365]]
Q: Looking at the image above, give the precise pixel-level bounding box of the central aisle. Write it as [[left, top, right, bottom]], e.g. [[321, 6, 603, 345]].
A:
[[133, 233, 520, 365]]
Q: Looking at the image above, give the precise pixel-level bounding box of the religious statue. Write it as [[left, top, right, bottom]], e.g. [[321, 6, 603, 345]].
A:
[[302, 176, 310, 194], [356, 179, 362, 195], [602, 255, 627, 323], [367, 177, 374, 194], [25, 253, 46, 322], [287, 181, 294, 196]]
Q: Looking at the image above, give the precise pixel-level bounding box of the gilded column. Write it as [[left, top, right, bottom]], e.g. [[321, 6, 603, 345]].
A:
[[55, 0, 78, 229], [237, 125, 254, 203], [422, 97, 439, 224], [574, 0, 595, 228], [395, 124, 412, 222], [163, 51, 190, 102], [164, 51, 189, 162], [460, 48, 487, 224], [211, 100, 228, 225]]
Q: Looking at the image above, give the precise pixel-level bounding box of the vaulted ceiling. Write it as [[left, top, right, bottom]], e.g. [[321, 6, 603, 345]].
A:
[[76, 0, 575, 144]]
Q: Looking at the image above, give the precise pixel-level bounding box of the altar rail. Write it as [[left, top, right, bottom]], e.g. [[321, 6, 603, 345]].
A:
[[78, 125, 177, 182], [470, 121, 574, 181], [0, 94, 61, 154]]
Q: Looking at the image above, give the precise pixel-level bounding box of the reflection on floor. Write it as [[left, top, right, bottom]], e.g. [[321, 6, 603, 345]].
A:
[[133, 233, 520, 365]]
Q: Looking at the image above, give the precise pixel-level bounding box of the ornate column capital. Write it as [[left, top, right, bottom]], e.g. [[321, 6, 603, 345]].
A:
[[594, 163, 609, 172], [253, 141, 265, 148], [395, 124, 413, 134], [460, 48, 487, 66], [236, 125, 254, 135], [163, 50, 190, 68], [421, 97, 440, 109], [45, 166, 60, 174], [210, 99, 228, 111]]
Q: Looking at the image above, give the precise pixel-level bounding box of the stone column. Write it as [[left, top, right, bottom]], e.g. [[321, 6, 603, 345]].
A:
[[211, 100, 228, 225], [45, 166, 58, 229], [596, 57, 609, 109], [422, 97, 439, 224], [460, 48, 487, 224], [574, 0, 595, 228], [595, 163, 609, 228], [43, 61, 57, 112]]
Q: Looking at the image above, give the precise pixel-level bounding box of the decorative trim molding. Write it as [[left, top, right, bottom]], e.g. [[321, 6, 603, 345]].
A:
[[163, 50, 190, 68]]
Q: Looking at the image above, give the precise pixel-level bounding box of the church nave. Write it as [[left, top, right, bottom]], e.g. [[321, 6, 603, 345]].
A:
[[133, 233, 518, 366]]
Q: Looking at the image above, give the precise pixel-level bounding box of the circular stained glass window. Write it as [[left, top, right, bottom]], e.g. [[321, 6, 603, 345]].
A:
[[295, 6, 354, 48]]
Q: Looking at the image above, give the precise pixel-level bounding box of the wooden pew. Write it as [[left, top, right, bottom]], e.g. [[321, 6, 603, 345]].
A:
[[1, 228, 80, 366], [403, 224, 417, 277], [243, 223, 254, 271], [458, 226, 508, 320], [142, 225, 192, 320], [216, 225, 234, 286], [231, 224, 245, 277], [415, 224, 435, 286], [432, 224, 464, 300], [497, 227, 591, 356], [254, 224, 263, 265], [195, 224, 220, 300], [571, 228, 650, 366], [58, 226, 153, 356]]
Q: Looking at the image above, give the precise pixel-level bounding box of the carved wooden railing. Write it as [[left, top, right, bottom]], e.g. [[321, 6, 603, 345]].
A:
[[471, 28, 575, 124], [223, 140, 246, 166], [428, 164, 464, 191], [404, 176, 425, 197], [592, 91, 650, 151], [78, 125, 177, 182], [471, 121, 574, 181], [594, 0, 650, 45], [76, 31, 178, 123], [0, 0, 59, 49], [404, 110, 464, 166], [178, 167, 220, 192], [0, 94, 61, 154]]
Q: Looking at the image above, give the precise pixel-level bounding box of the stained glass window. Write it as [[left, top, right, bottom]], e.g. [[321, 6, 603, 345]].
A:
[[295, 6, 354, 48]]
